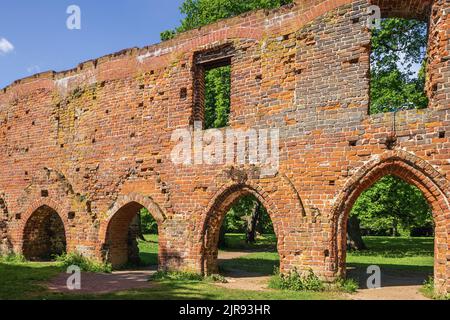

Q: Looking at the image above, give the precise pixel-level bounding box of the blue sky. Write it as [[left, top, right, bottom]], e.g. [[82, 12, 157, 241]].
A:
[[0, 1, 184, 89]]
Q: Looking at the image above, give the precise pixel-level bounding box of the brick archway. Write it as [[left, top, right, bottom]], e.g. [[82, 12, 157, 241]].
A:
[[200, 183, 281, 275], [330, 151, 450, 294], [98, 194, 165, 268], [20, 202, 68, 261]]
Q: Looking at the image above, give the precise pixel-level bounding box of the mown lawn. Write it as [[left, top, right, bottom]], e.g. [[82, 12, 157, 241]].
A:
[[221, 233, 277, 252], [220, 235, 434, 275], [346, 236, 434, 272], [138, 234, 159, 266], [0, 235, 435, 300], [0, 261, 62, 300]]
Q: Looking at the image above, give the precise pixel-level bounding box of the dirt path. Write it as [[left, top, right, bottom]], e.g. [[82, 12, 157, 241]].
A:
[[216, 251, 272, 291]]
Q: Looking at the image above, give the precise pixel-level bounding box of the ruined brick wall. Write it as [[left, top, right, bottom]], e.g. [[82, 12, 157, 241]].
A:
[[0, 195, 12, 255], [0, 0, 449, 293]]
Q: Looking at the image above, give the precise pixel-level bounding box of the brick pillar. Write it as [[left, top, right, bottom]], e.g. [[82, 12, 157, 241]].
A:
[[0, 218, 12, 255], [427, 0, 449, 110]]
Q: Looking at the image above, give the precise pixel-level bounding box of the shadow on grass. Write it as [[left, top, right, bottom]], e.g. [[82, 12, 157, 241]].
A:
[[0, 262, 62, 300], [137, 252, 158, 268], [349, 237, 434, 258], [220, 234, 277, 252], [347, 262, 433, 288], [219, 252, 279, 277], [44, 281, 243, 300]]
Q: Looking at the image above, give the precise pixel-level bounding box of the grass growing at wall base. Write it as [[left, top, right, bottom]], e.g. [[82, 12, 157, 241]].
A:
[[55, 252, 112, 273], [268, 269, 359, 293], [420, 277, 450, 300], [150, 270, 228, 283]]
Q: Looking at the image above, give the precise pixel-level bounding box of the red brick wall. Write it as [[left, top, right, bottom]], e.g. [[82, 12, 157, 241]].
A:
[[0, 0, 449, 293]]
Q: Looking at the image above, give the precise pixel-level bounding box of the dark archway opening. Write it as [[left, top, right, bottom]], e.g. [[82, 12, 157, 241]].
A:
[[23, 205, 66, 261], [345, 175, 434, 291], [105, 202, 159, 269]]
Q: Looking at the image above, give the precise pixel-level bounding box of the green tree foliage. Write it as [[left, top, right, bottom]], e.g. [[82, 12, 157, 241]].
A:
[[370, 18, 429, 113], [350, 176, 433, 236], [223, 195, 274, 235], [140, 208, 158, 234], [205, 66, 231, 129]]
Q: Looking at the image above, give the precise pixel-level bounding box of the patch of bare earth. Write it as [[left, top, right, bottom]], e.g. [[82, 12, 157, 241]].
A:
[[48, 269, 156, 294], [216, 251, 272, 291]]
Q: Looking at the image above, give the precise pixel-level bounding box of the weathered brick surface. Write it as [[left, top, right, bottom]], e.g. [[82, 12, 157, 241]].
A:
[[0, 0, 449, 293]]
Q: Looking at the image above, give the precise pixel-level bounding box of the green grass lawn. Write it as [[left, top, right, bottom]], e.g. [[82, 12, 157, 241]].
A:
[[220, 235, 434, 275], [0, 261, 61, 300], [220, 252, 279, 275], [220, 233, 277, 252], [346, 236, 434, 272], [138, 234, 159, 266], [0, 235, 435, 300]]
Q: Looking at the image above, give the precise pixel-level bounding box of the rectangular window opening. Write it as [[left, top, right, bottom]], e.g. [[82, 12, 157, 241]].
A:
[[193, 46, 233, 130], [369, 18, 429, 115]]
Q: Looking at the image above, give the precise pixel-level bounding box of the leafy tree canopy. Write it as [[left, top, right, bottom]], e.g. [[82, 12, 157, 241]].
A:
[[370, 18, 429, 113], [350, 176, 433, 235]]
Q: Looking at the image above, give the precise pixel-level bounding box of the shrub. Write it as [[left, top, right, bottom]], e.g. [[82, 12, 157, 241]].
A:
[[56, 252, 112, 273], [334, 277, 359, 293], [421, 277, 450, 300], [150, 271, 228, 283], [150, 271, 204, 282], [205, 274, 228, 283], [269, 268, 324, 292], [0, 253, 26, 263]]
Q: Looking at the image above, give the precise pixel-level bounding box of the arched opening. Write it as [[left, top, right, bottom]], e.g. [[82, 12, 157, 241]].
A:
[[203, 186, 279, 280], [23, 205, 66, 261], [104, 202, 159, 269], [333, 157, 449, 295], [346, 175, 434, 290]]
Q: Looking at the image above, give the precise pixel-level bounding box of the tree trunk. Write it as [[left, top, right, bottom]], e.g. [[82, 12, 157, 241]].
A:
[[347, 215, 366, 251], [392, 218, 399, 237], [218, 224, 227, 248], [246, 202, 261, 244], [127, 216, 141, 266], [133, 213, 147, 242]]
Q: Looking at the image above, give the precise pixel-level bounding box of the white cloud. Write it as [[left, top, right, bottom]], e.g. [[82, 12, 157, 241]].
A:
[[0, 38, 14, 55]]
